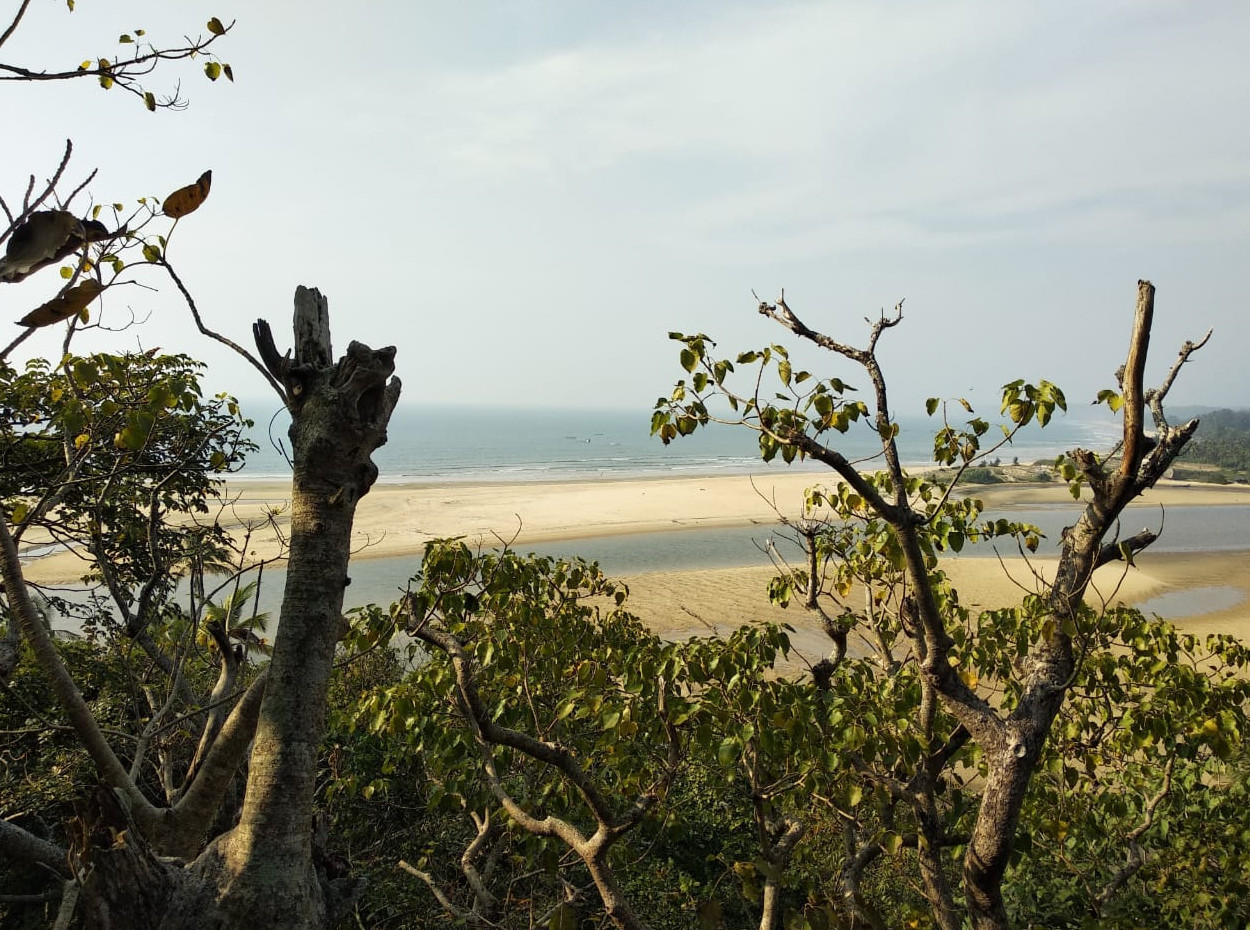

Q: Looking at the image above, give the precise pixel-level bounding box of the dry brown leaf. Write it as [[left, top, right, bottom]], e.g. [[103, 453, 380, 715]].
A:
[[18, 280, 104, 328], [162, 170, 213, 219]]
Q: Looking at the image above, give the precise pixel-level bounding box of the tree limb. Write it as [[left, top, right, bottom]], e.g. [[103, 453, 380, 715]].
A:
[[0, 818, 69, 875]]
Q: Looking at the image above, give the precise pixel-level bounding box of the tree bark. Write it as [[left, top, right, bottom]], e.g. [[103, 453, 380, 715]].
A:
[[192, 287, 399, 925], [75, 286, 400, 929]]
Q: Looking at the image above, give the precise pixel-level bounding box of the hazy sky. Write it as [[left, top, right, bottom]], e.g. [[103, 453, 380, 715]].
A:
[[6, 1, 1249, 422]]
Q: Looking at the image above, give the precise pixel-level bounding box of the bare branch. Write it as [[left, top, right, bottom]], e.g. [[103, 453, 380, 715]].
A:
[[1119, 281, 1155, 479], [1146, 328, 1213, 429], [1092, 528, 1158, 571], [160, 258, 287, 402], [397, 860, 501, 928], [0, 0, 35, 52]]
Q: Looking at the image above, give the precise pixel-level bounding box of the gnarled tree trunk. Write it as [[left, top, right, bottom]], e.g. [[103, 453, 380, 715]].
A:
[[76, 286, 401, 929]]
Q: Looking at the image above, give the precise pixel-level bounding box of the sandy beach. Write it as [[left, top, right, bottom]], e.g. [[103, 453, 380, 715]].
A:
[[19, 473, 1250, 650]]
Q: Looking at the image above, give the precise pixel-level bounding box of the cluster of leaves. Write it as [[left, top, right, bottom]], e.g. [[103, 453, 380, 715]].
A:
[[0, 350, 270, 921], [0, 352, 254, 598], [0, 640, 136, 925], [0, 614, 260, 923], [999, 608, 1250, 927], [343, 544, 690, 923], [653, 334, 869, 465]]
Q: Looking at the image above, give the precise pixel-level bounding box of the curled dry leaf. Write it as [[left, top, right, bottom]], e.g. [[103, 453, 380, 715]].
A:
[[18, 279, 104, 328], [162, 170, 213, 219]]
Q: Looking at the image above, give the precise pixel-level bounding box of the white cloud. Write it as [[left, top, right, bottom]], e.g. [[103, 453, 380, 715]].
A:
[[385, 0, 1250, 256]]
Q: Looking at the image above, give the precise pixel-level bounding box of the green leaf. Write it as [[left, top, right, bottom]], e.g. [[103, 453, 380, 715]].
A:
[[142, 243, 162, 263], [207, 16, 227, 35], [925, 397, 939, 416], [1096, 388, 1124, 413], [680, 348, 697, 373], [119, 33, 133, 43], [143, 91, 156, 112], [204, 61, 222, 81]]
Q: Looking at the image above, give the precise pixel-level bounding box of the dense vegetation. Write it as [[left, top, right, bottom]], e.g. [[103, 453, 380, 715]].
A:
[[1179, 407, 1250, 481], [5, 535, 1248, 928]]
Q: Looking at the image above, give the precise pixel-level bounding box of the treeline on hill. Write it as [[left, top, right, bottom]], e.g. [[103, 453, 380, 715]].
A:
[[1176, 408, 1250, 482]]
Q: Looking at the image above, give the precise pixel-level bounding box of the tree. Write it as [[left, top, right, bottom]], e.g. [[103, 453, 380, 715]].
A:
[[651, 281, 1244, 928], [1, 7, 402, 927]]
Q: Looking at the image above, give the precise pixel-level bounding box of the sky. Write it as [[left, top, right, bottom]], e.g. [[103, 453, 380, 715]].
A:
[[4, 0, 1249, 424]]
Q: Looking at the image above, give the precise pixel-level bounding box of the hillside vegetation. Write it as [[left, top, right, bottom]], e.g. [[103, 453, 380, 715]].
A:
[[1177, 408, 1250, 482]]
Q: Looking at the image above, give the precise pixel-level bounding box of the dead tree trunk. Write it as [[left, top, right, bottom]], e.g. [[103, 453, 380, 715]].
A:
[[961, 281, 1203, 929], [74, 286, 401, 929]]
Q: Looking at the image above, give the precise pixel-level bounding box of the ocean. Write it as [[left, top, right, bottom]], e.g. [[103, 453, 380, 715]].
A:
[[235, 403, 1125, 484]]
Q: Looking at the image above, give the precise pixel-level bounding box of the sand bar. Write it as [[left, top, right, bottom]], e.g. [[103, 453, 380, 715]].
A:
[[17, 475, 1250, 647], [19, 473, 1250, 583], [620, 550, 1250, 667]]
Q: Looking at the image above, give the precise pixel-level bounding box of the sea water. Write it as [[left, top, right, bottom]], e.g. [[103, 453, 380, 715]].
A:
[[235, 403, 1124, 483]]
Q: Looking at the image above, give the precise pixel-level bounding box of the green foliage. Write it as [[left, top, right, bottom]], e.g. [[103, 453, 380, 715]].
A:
[[1000, 610, 1250, 926], [1001, 379, 1068, 427], [0, 640, 134, 922], [344, 542, 689, 923], [0, 352, 254, 598], [652, 333, 867, 464], [325, 506, 1250, 928], [0, 627, 256, 920], [1171, 465, 1233, 484]]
